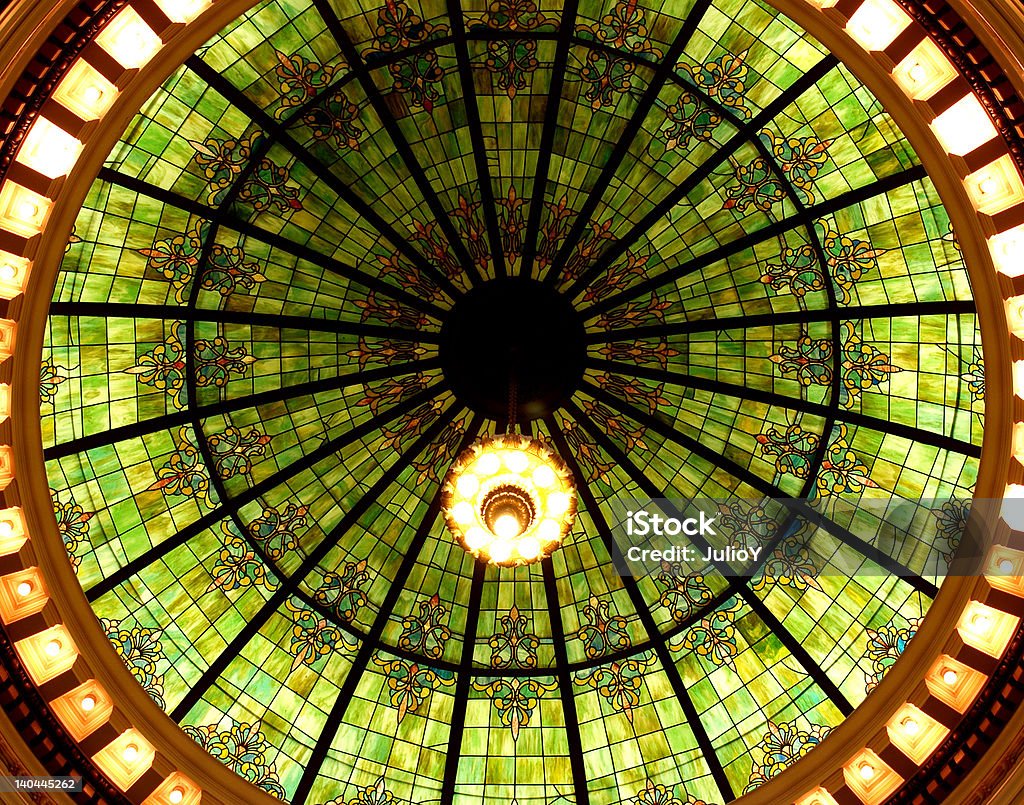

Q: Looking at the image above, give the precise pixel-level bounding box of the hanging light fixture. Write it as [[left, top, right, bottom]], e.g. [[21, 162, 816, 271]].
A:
[[441, 432, 577, 566]]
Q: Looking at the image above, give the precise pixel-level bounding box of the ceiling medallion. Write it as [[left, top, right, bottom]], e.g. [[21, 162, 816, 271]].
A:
[[441, 433, 577, 566]]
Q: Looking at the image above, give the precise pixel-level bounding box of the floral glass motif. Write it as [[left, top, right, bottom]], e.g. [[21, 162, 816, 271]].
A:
[[631, 780, 714, 805], [574, 651, 656, 722], [138, 221, 267, 304], [744, 722, 833, 792], [656, 566, 715, 623], [473, 676, 557, 740], [363, 0, 448, 112], [467, 1, 555, 99], [864, 618, 920, 693], [488, 605, 541, 668], [398, 594, 452, 659], [372, 655, 456, 724], [208, 521, 277, 594], [192, 133, 302, 212], [761, 221, 887, 303], [674, 600, 742, 670], [725, 130, 832, 210], [575, 0, 663, 109], [247, 503, 308, 561], [51, 487, 93, 571], [757, 422, 879, 496], [770, 322, 903, 407], [102, 618, 166, 709], [126, 321, 255, 410], [183, 721, 285, 798], [314, 561, 371, 622], [147, 426, 212, 506], [576, 595, 632, 659], [39, 356, 68, 405], [329, 779, 401, 805], [286, 597, 356, 671]]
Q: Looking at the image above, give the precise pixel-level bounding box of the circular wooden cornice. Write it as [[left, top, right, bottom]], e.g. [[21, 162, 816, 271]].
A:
[[0, 0, 1021, 803]]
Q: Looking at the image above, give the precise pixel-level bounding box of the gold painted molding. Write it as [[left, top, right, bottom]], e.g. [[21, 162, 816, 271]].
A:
[[0, 0, 1017, 802]]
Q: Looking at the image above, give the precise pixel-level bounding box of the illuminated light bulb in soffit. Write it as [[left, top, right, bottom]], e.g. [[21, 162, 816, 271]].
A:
[[15, 581, 31, 597], [169, 788, 185, 805], [17, 118, 83, 179], [15, 200, 39, 222], [81, 695, 95, 712], [155, 0, 211, 23], [943, 668, 958, 685], [95, 7, 162, 70], [858, 763, 875, 780], [441, 433, 577, 566], [969, 611, 992, 634]]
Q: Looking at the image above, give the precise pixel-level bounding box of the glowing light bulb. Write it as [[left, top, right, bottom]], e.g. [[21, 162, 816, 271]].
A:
[[943, 668, 958, 685], [0, 264, 16, 281], [999, 558, 1014, 573], [858, 763, 875, 780], [16, 201, 38, 221], [932, 95, 998, 156], [464, 527, 489, 551], [1013, 361, 1024, 398], [81, 695, 95, 712], [908, 63, 927, 83], [547, 491, 570, 516], [493, 513, 523, 540], [537, 519, 560, 541], [123, 744, 139, 763], [169, 788, 185, 805], [451, 502, 475, 526], [455, 473, 479, 497], [82, 85, 104, 105], [517, 536, 542, 561], [15, 581, 31, 597], [489, 539, 513, 563], [17, 118, 83, 178], [971, 612, 991, 632], [0, 521, 12, 539], [475, 453, 500, 476], [846, 0, 911, 51], [96, 8, 162, 70], [533, 465, 556, 489], [902, 717, 920, 736], [45, 640, 61, 657], [504, 450, 529, 473], [156, 0, 210, 23], [980, 177, 999, 195]]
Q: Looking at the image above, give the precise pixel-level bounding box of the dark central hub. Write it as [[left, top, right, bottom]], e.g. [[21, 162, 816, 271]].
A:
[[440, 278, 585, 422]]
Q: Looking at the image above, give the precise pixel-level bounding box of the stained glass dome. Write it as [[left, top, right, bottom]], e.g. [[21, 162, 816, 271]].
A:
[[39, 0, 982, 802]]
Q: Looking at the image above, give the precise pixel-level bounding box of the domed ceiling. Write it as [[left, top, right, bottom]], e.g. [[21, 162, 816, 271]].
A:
[[39, 0, 982, 802]]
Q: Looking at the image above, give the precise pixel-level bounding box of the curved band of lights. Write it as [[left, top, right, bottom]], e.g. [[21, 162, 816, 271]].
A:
[[0, 0, 1021, 803]]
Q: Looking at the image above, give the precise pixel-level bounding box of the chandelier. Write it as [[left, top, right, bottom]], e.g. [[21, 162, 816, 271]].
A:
[[441, 432, 577, 566]]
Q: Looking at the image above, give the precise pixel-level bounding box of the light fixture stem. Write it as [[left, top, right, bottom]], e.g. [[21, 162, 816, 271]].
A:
[[507, 373, 517, 432]]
